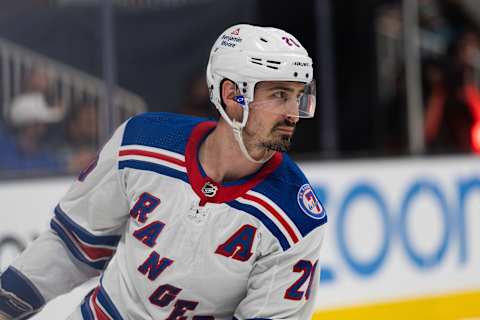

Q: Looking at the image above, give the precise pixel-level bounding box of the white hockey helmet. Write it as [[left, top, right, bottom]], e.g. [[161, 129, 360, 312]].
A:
[[206, 24, 315, 122], [206, 24, 315, 163]]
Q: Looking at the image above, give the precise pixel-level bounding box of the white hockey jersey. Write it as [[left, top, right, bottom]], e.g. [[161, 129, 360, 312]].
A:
[[2, 112, 327, 320]]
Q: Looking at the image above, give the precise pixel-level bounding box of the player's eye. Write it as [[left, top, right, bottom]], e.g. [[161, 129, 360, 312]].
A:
[[272, 90, 289, 100], [298, 91, 308, 102]]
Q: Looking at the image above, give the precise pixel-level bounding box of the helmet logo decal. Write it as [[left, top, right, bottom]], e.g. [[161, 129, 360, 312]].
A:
[[281, 36, 300, 48], [234, 95, 245, 106], [220, 34, 242, 48], [231, 28, 240, 35], [202, 182, 218, 197], [293, 61, 311, 67]]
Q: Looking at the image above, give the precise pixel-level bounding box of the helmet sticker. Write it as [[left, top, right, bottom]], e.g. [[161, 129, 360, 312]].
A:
[[220, 34, 243, 48], [234, 95, 246, 106], [282, 36, 300, 47], [293, 61, 311, 67], [297, 184, 325, 219]]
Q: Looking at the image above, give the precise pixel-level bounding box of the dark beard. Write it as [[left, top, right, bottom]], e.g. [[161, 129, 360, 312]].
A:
[[244, 119, 296, 153], [261, 134, 292, 152], [261, 119, 296, 152]]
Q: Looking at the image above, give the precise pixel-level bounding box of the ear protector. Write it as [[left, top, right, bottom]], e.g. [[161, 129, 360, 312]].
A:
[[234, 95, 246, 106]]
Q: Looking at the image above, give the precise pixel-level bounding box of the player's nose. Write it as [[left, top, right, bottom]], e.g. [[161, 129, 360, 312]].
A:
[[280, 98, 300, 121], [285, 114, 299, 125]]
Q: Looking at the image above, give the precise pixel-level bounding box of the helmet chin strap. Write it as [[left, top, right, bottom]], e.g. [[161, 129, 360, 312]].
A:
[[231, 119, 273, 164], [216, 97, 273, 164]]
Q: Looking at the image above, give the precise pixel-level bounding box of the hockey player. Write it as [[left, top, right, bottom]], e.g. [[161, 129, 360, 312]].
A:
[[0, 24, 327, 320]]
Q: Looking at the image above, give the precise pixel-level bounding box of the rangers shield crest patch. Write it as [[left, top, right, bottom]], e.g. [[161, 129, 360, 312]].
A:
[[297, 184, 325, 219]]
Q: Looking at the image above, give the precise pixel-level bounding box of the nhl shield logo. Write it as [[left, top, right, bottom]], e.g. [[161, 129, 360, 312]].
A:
[[297, 184, 325, 219], [201, 181, 218, 197]]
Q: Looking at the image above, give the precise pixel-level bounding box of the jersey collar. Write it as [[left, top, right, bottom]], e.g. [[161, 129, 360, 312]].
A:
[[185, 121, 283, 205]]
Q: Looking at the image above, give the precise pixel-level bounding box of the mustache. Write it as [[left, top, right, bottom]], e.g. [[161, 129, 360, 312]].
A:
[[273, 119, 296, 130]]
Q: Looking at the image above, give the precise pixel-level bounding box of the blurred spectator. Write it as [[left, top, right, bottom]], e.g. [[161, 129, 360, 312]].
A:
[[180, 74, 217, 120], [419, 0, 451, 40], [61, 102, 99, 173], [8, 68, 66, 126], [423, 29, 480, 153], [419, 0, 480, 43], [0, 117, 64, 173], [382, 0, 480, 155], [0, 97, 101, 175]]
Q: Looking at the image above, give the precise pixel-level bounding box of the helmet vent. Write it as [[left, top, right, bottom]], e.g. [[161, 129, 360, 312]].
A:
[[250, 57, 263, 66], [260, 37, 268, 43], [266, 60, 281, 70], [250, 57, 281, 70]]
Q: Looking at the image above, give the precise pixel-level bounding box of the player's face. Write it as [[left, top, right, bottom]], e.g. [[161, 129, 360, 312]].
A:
[[243, 81, 304, 153]]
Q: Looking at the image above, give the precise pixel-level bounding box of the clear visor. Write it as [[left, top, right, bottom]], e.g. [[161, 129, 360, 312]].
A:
[[243, 80, 316, 118]]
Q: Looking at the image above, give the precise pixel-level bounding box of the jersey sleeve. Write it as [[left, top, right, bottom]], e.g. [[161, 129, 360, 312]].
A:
[[233, 225, 326, 320], [0, 122, 130, 319]]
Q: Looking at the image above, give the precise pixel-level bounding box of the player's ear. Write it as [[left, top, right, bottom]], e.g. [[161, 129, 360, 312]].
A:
[[221, 79, 241, 113]]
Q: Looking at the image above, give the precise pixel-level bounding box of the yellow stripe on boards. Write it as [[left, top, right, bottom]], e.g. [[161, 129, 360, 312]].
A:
[[312, 290, 480, 320]]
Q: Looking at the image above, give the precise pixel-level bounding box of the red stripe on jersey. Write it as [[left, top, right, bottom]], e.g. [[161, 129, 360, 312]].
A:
[[59, 220, 114, 261], [119, 149, 185, 167], [91, 288, 111, 320], [242, 193, 299, 244], [74, 237, 114, 261]]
